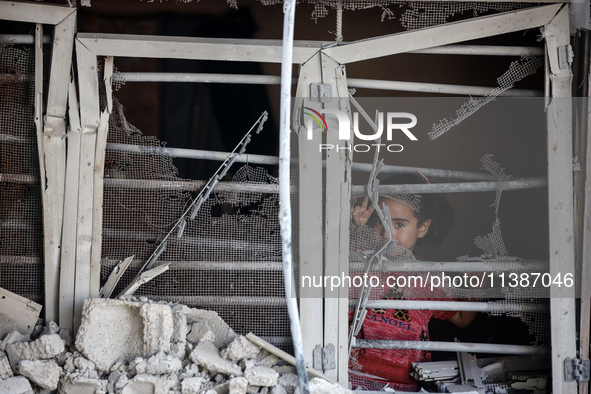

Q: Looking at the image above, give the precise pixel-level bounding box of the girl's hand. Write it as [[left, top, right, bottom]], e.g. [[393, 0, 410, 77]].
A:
[[351, 196, 375, 227]]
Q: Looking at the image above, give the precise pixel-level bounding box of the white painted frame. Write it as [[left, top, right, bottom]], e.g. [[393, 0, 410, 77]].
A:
[[0, 1, 76, 323], [73, 3, 575, 391]]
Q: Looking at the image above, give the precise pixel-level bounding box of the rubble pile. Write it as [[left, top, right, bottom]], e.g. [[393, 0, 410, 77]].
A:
[[0, 298, 350, 394]]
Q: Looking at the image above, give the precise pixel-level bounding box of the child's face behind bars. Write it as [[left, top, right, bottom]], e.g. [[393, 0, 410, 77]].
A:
[[371, 198, 431, 252]]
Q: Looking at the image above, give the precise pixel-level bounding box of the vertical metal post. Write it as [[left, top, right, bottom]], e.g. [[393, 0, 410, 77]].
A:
[[321, 53, 351, 385], [544, 6, 578, 394], [279, 1, 309, 393]]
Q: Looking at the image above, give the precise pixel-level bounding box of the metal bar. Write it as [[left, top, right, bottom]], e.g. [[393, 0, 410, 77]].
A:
[[324, 4, 562, 64], [363, 300, 547, 313], [349, 260, 548, 272], [279, 1, 309, 393], [352, 339, 547, 355], [104, 178, 282, 193], [106, 142, 497, 180], [352, 178, 547, 196], [0, 34, 51, 44], [76, 33, 321, 64], [101, 259, 284, 271], [0, 74, 33, 83], [410, 45, 544, 56], [146, 295, 287, 307], [114, 72, 540, 96], [0, 1, 76, 25]]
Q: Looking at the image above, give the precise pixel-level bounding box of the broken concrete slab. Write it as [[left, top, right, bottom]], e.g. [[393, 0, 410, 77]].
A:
[[0, 330, 30, 351], [278, 373, 298, 394], [228, 377, 248, 394], [58, 375, 108, 394], [185, 309, 237, 349], [140, 303, 173, 356], [120, 373, 178, 394], [18, 360, 61, 391], [189, 341, 242, 377], [75, 298, 174, 371], [0, 351, 13, 379], [221, 335, 260, 362], [180, 376, 206, 394], [130, 351, 182, 375], [6, 333, 65, 367], [0, 376, 33, 394], [244, 366, 279, 387]]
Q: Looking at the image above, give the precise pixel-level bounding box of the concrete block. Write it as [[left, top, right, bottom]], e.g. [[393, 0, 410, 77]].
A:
[[186, 321, 215, 345], [0, 351, 13, 379], [18, 360, 61, 391], [221, 336, 259, 362], [59, 375, 108, 394], [0, 376, 33, 394], [180, 377, 205, 394], [244, 366, 279, 387], [140, 303, 173, 356], [75, 298, 174, 372], [121, 374, 178, 394], [185, 310, 237, 349], [189, 341, 241, 377], [6, 334, 64, 367], [228, 377, 248, 394]]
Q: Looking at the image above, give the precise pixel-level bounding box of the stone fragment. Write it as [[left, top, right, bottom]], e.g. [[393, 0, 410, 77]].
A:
[[130, 351, 182, 375], [180, 377, 206, 394], [271, 384, 288, 394], [121, 374, 178, 394], [244, 366, 279, 387], [294, 378, 352, 394], [0, 330, 30, 351], [278, 373, 298, 394], [221, 336, 259, 362], [185, 309, 237, 349], [18, 360, 61, 391], [0, 351, 13, 379], [189, 341, 242, 377], [140, 303, 173, 356], [6, 334, 64, 367], [228, 377, 248, 394], [0, 376, 33, 394], [59, 375, 108, 394]]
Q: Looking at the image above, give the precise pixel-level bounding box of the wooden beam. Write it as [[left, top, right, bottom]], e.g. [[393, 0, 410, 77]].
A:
[[323, 4, 562, 64], [0, 1, 75, 25]]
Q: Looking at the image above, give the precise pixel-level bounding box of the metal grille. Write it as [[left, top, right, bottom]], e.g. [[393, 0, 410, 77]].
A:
[[100, 97, 292, 351], [0, 39, 44, 304]]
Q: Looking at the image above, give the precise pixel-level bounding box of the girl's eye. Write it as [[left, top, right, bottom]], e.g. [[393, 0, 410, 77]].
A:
[[394, 222, 405, 229]]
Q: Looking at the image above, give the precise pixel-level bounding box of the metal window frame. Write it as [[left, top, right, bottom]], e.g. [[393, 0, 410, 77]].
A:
[[0, 1, 76, 323], [69, 3, 575, 392]]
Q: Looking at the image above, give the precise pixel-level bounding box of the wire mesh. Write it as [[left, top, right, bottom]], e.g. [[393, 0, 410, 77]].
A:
[[0, 39, 44, 304], [101, 97, 292, 351]]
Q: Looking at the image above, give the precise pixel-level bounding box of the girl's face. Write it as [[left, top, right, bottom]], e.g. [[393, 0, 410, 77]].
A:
[[371, 198, 431, 252]]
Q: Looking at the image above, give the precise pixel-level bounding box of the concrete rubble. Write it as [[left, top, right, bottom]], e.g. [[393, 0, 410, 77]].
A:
[[0, 297, 352, 393]]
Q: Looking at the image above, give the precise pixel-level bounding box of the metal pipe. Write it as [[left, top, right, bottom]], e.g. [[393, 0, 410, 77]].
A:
[[279, 1, 309, 392], [105, 142, 499, 181], [0, 34, 51, 44], [352, 178, 547, 196], [114, 72, 540, 97], [349, 260, 548, 272], [352, 339, 548, 355], [103, 177, 282, 193], [410, 45, 544, 57], [143, 295, 287, 307], [362, 300, 547, 313], [101, 259, 283, 271]]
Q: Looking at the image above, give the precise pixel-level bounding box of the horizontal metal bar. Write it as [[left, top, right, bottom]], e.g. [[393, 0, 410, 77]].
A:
[[352, 339, 548, 355], [0, 1, 76, 25], [0, 255, 41, 265], [104, 178, 281, 193], [77, 33, 322, 63], [144, 295, 286, 307], [0, 73, 33, 83], [362, 300, 547, 313], [410, 45, 544, 56], [348, 78, 542, 97], [0, 173, 39, 184], [105, 143, 497, 181], [352, 178, 547, 196], [349, 260, 548, 272], [102, 259, 283, 271], [114, 72, 540, 96], [0, 34, 51, 44]]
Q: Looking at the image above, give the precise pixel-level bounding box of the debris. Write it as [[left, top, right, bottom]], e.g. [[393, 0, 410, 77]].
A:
[[186, 309, 238, 349], [0, 376, 34, 394], [244, 365, 279, 387], [121, 373, 178, 394], [99, 255, 134, 298], [229, 376, 248, 394], [0, 287, 42, 336], [181, 376, 206, 394], [59, 374, 108, 394], [221, 335, 260, 362], [6, 333, 65, 367], [189, 340, 242, 376], [0, 351, 13, 379], [18, 360, 61, 391]]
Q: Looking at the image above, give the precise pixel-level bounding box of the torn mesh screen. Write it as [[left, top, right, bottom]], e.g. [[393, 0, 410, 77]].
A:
[[101, 97, 292, 352], [0, 40, 44, 304]]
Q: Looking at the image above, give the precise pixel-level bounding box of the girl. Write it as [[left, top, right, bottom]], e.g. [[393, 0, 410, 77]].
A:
[[349, 172, 477, 391]]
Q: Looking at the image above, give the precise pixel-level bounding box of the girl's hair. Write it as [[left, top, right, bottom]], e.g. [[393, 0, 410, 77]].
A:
[[381, 172, 456, 247]]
